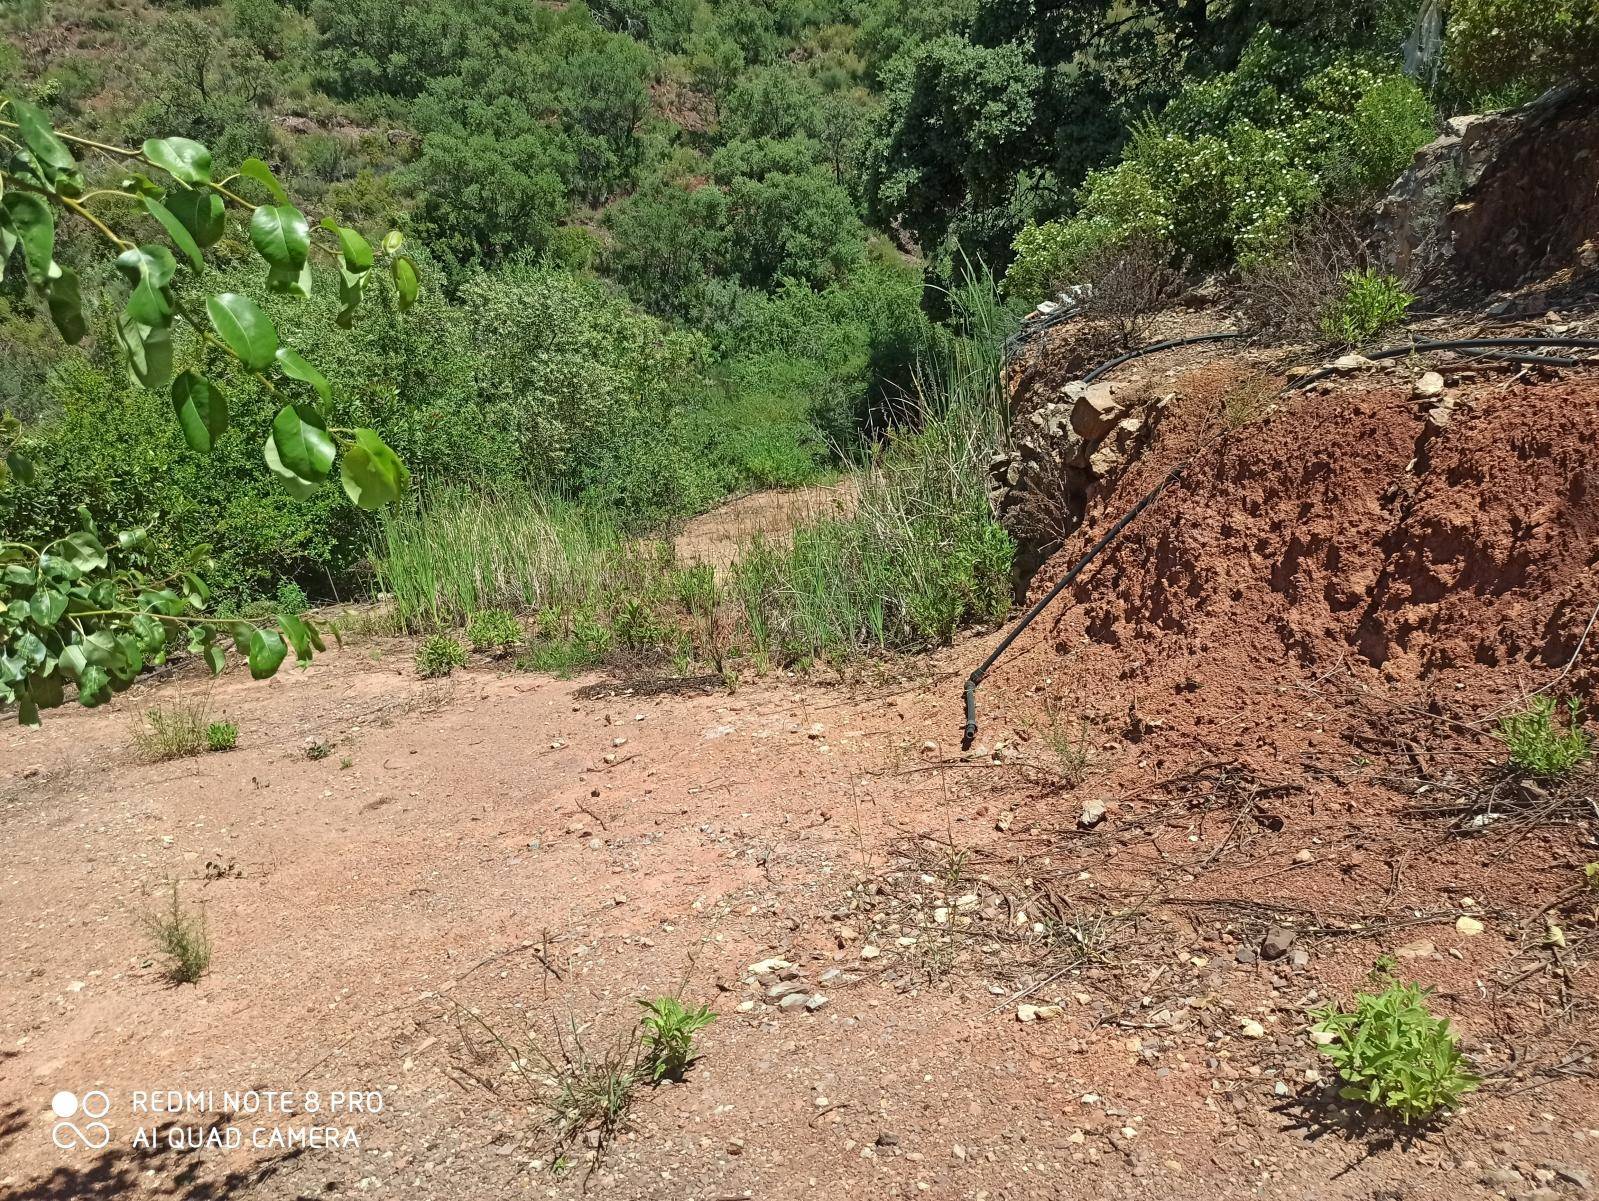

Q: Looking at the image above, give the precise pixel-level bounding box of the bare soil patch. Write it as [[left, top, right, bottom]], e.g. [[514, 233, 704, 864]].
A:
[[2, 369, 1598, 1200]]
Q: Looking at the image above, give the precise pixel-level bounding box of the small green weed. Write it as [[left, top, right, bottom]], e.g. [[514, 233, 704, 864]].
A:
[[415, 633, 468, 678], [132, 697, 211, 762], [466, 608, 522, 654], [204, 721, 238, 752], [1040, 702, 1094, 787], [638, 997, 716, 1082], [1310, 980, 1478, 1123], [144, 880, 212, 985], [1320, 270, 1414, 345], [1496, 696, 1591, 777]]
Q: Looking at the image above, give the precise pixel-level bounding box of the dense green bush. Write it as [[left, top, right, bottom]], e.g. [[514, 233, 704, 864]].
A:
[[1004, 33, 1435, 297], [1321, 270, 1415, 345], [1447, 0, 1598, 92]]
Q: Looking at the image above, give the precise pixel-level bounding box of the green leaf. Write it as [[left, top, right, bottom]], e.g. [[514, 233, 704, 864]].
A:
[[246, 628, 288, 679], [29, 589, 67, 627], [76, 663, 110, 707], [392, 255, 419, 310], [248, 203, 310, 271], [274, 346, 331, 402], [61, 530, 107, 573], [339, 428, 410, 509], [270, 403, 335, 482], [381, 230, 404, 255], [321, 219, 373, 271], [2, 192, 54, 285], [266, 257, 314, 298], [28, 667, 64, 712], [6, 449, 35, 484], [115, 310, 174, 390], [203, 643, 226, 675], [263, 430, 323, 500], [116, 244, 177, 327], [142, 137, 213, 185], [336, 266, 366, 328], [43, 263, 86, 344], [164, 186, 226, 249], [11, 100, 81, 192], [206, 292, 278, 370], [278, 612, 313, 665], [17, 688, 39, 727], [143, 196, 205, 272], [238, 156, 288, 204], [171, 371, 229, 453]]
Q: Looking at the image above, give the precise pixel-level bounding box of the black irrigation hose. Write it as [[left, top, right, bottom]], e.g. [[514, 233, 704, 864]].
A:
[[959, 333, 1599, 749], [1082, 331, 1245, 382], [1282, 337, 1599, 392]]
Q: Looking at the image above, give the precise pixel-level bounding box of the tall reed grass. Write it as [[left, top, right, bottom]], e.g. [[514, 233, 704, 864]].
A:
[[375, 272, 1019, 671]]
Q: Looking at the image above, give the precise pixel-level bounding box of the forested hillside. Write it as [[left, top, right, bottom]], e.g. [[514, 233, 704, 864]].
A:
[[0, 0, 1580, 613]]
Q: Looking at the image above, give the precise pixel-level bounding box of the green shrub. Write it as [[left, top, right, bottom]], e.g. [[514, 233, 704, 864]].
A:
[[1320, 270, 1414, 345], [1496, 696, 1591, 778], [144, 880, 213, 985], [638, 997, 716, 1082], [275, 579, 310, 616], [1005, 33, 1436, 290], [415, 633, 468, 678], [1447, 0, 1599, 93], [466, 608, 522, 653], [205, 721, 239, 752], [1311, 981, 1479, 1123]]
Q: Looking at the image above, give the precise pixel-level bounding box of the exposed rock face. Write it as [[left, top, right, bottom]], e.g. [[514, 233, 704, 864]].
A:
[[989, 377, 1156, 585], [1376, 87, 1599, 292]]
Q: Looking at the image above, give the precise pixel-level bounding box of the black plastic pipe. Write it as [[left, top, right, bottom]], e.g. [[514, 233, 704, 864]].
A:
[[959, 333, 1599, 749], [1082, 331, 1245, 382]]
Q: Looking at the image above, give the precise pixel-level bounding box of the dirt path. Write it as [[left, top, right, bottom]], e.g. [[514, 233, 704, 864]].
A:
[[672, 479, 858, 576], [1, 624, 1595, 1199]]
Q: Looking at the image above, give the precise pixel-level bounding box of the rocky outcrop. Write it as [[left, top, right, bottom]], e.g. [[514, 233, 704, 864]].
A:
[[1376, 86, 1599, 292], [989, 378, 1159, 584]]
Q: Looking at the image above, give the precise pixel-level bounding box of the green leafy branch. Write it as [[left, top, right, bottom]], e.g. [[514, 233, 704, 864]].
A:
[[0, 97, 418, 723]]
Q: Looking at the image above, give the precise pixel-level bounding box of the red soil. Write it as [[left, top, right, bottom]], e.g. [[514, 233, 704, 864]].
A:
[[1, 359, 1597, 1200]]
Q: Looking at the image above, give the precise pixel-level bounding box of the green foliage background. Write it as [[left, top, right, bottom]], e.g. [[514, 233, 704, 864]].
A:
[[0, 0, 1573, 611]]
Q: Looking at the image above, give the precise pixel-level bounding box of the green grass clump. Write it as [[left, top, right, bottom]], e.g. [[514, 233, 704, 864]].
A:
[[205, 721, 238, 752], [1320, 270, 1414, 345], [415, 633, 468, 678], [466, 607, 522, 653], [1496, 696, 1591, 777], [638, 997, 716, 1082], [133, 697, 211, 762], [144, 880, 212, 985], [1311, 980, 1478, 1123]]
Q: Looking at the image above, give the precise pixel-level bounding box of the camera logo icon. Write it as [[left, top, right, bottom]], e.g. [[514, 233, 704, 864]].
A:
[[51, 1090, 112, 1150]]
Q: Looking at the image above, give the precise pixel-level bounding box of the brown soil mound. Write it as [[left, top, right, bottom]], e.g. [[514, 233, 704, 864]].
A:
[[1010, 369, 1599, 699]]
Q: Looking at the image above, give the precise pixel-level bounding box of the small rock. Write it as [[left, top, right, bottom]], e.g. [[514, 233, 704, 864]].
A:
[[876, 1132, 900, 1148], [1293, 847, 1314, 863], [1395, 938, 1435, 959], [766, 981, 807, 1000], [1541, 1162, 1592, 1191], [1239, 1019, 1266, 1039], [1334, 354, 1374, 373], [777, 992, 811, 1011], [1480, 1167, 1523, 1190], [860, 945, 880, 960], [1412, 371, 1446, 399], [1290, 948, 1310, 968], [805, 994, 829, 1012], [1455, 915, 1485, 937], [1078, 798, 1108, 830], [1260, 928, 1296, 961], [1235, 947, 1257, 965]]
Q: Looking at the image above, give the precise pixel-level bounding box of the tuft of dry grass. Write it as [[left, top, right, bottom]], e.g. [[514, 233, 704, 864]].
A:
[[132, 696, 212, 762]]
